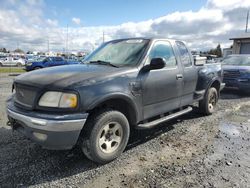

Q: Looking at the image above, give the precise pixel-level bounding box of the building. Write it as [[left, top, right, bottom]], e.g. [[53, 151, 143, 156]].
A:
[[230, 33, 250, 54], [223, 48, 233, 58]]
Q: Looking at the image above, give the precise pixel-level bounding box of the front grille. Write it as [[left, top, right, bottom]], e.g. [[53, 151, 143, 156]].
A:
[[223, 70, 240, 79], [14, 83, 38, 109]]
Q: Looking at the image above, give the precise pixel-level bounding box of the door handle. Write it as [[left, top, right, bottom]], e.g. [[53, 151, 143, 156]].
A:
[[176, 74, 183, 80]]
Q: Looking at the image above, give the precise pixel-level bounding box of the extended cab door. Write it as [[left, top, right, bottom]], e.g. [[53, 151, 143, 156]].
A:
[[54, 57, 65, 65], [141, 40, 183, 120], [175, 41, 198, 106]]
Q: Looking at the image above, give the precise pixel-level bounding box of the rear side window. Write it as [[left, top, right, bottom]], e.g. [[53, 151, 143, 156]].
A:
[[54, 57, 63, 61], [176, 41, 192, 67], [148, 41, 176, 68]]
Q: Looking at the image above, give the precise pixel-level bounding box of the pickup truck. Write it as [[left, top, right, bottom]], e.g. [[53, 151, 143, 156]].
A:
[[222, 54, 250, 93], [6, 38, 224, 164], [25, 56, 79, 71], [0, 57, 26, 67]]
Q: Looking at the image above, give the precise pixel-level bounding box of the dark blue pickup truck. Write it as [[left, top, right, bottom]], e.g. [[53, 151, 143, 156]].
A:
[[25, 56, 79, 71], [222, 55, 250, 93], [7, 38, 224, 164]]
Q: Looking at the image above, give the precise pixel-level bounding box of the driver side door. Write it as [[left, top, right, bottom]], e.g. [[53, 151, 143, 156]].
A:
[[141, 40, 183, 120]]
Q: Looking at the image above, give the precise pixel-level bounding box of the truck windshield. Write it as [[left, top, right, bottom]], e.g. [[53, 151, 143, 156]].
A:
[[223, 56, 250, 66], [84, 39, 149, 67]]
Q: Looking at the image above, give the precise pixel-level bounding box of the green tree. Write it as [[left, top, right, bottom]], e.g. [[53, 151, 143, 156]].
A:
[[14, 48, 24, 54], [0, 48, 7, 53], [216, 44, 222, 57]]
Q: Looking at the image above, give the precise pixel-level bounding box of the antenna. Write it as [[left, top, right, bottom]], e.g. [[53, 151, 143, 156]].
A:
[[246, 10, 249, 33]]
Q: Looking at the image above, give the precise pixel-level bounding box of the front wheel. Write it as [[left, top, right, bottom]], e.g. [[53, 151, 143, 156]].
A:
[[199, 87, 218, 115], [16, 63, 22, 67], [34, 67, 41, 70], [80, 109, 130, 164]]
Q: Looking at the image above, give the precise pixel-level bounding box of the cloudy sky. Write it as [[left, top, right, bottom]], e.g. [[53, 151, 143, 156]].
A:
[[0, 0, 250, 52]]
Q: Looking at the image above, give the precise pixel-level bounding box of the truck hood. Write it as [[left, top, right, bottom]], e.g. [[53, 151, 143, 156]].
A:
[[15, 64, 134, 88], [222, 65, 250, 71]]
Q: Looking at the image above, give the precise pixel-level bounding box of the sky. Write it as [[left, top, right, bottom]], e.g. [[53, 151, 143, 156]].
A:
[[0, 0, 250, 52]]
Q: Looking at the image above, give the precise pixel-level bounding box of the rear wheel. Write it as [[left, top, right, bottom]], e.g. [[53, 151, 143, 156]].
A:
[[199, 87, 218, 115], [0, 62, 3, 67], [80, 109, 130, 164]]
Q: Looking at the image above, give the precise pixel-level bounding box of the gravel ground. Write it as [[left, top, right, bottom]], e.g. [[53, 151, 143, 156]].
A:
[[0, 73, 250, 188]]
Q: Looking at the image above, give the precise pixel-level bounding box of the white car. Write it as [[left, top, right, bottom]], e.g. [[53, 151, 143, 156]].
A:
[[0, 57, 26, 67]]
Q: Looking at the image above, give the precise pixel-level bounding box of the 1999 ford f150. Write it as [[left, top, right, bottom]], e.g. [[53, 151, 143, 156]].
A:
[[6, 38, 224, 164]]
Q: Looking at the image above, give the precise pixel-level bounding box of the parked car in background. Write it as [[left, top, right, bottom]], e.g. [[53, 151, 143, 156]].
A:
[[7, 38, 224, 164], [222, 55, 250, 93], [200, 54, 217, 64], [25, 56, 80, 71], [0, 57, 26, 67]]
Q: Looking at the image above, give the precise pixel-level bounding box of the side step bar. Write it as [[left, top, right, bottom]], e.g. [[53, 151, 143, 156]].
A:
[[137, 107, 193, 129]]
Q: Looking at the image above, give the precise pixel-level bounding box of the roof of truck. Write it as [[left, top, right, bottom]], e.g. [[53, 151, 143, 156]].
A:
[[110, 37, 180, 42]]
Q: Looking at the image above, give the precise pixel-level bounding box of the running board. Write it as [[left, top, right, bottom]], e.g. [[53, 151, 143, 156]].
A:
[[137, 107, 193, 129]]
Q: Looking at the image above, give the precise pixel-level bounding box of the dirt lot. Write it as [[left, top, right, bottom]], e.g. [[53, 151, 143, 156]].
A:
[[0, 73, 250, 188]]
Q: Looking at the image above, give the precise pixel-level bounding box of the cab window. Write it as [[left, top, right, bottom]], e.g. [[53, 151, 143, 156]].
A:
[[176, 41, 192, 67], [54, 57, 63, 61], [147, 41, 176, 68]]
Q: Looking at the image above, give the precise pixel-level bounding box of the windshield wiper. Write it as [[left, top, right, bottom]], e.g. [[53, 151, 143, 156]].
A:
[[89, 60, 119, 68]]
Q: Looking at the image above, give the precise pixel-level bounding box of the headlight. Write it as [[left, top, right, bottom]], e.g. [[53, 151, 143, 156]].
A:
[[26, 62, 32, 66], [38, 91, 78, 108]]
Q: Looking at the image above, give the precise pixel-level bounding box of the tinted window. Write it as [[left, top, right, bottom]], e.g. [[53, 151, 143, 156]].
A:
[[176, 41, 192, 67], [148, 41, 176, 67], [54, 57, 63, 61]]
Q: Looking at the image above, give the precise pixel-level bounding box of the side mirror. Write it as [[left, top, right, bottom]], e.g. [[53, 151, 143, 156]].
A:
[[194, 56, 206, 66], [150, 58, 165, 70]]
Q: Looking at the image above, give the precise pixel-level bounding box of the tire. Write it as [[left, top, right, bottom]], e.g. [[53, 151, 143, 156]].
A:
[[199, 87, 218, 115], [80, 109, 130, 164], [16, 63, 22, 67], [34, 67, 41, 70], [0, 62, 3, 67]]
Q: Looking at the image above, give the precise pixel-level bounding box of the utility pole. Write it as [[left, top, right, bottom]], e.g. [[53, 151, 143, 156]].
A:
[[66, 24, 69, 56], [102, 31, 104, 43], [246, 10, 249, 33], [47, 38, 50, 54]]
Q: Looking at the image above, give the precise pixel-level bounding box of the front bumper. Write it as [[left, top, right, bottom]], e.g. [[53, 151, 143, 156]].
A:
[[7, 99, 88, 150], [224, 78, 250, 91]]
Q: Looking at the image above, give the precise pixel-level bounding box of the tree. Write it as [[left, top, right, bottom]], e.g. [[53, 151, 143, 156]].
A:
[[204, 44, 222, 57], [14, 48, 24, 54], [0, 48, 7, 53], [215, 44, 222, 57]]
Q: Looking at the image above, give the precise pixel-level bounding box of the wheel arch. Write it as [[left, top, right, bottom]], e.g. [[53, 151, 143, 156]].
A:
[[208, 78, 221, 97], [87, 94, 139, 127]]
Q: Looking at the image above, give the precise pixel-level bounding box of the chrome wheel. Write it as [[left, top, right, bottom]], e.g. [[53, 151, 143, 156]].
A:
[[208, 91, 217, 111], [98, 122, 123, 154]]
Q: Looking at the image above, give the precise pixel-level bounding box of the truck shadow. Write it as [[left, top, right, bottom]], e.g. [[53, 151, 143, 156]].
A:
[[220, 89, 250, 100], [0, 115, 186, 187], [0, 103, 229, 187]]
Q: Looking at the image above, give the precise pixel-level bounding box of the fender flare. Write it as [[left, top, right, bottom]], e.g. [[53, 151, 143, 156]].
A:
[[87, 92, 140, 124]]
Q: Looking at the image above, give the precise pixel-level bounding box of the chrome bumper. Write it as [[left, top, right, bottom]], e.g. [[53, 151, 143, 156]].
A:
[[7, 107, 88, 150], [7, 108, 86, 132]]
